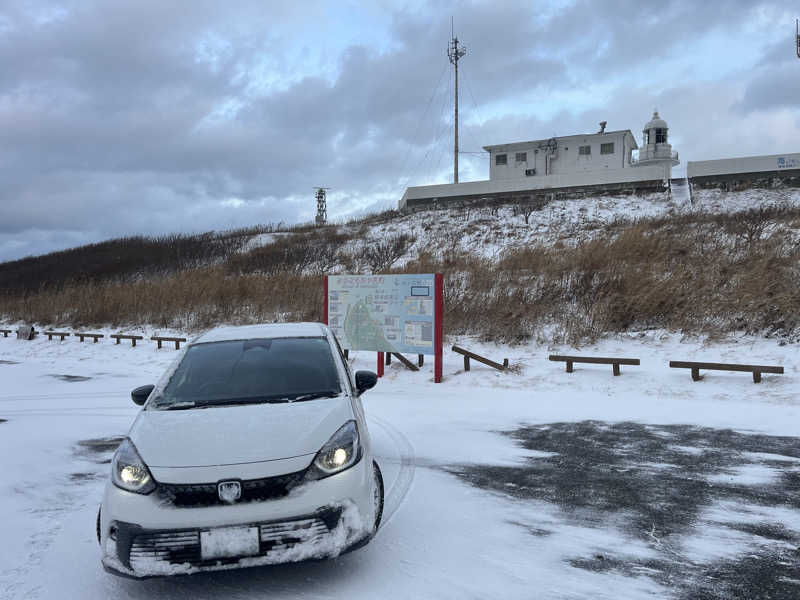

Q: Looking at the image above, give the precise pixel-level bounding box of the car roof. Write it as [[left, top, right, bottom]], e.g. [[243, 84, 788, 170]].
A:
[[192, 323, 328, 345]]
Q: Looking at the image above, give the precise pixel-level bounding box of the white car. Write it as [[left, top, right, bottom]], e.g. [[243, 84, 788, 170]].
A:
[[98, 323, 383, 578]]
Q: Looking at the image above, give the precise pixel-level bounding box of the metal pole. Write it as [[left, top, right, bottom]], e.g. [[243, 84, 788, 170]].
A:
[[454, 55, 459, 184], [448, 25, 466, 185]]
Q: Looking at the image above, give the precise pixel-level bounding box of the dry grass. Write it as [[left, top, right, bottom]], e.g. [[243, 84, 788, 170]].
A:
[[2, 205, 799, 343]]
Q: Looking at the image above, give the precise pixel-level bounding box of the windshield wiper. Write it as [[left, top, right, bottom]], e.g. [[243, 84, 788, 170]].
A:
[[156, 401, 198, 411], [152, 391, 340, 410], [289, 390, 341, 402]]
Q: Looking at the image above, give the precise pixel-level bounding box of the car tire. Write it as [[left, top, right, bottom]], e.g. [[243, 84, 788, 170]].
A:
[[96, 507, 101, 545], [372, 460, 384, 532]]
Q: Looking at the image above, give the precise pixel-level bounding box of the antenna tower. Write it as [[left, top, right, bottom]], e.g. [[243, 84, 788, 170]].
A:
[[796, 19, 799, 58], [314, 187, 329, 226], [447, 18, 467, 184]]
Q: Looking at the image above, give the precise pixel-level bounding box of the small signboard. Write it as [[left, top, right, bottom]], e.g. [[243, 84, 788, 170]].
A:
[[325, 274, 443, 383], [777, 156, 800, 170]]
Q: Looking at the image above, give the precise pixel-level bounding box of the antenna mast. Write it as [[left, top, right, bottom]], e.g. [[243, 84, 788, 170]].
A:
[[314, 187, 329, 226], [447, 18, 467, 184], [796, 19, 799, 58]]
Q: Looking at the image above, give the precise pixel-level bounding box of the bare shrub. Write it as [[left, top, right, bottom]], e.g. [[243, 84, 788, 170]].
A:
[[359, 233, 416, 273], [720, 205, 779, 250], [226, 229, 353, 276], [513, 197, 549, 224]]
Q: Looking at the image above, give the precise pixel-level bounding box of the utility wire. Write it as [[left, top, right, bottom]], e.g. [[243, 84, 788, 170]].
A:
[[404, 64, 453, 187], [395, 62, 449, 194]]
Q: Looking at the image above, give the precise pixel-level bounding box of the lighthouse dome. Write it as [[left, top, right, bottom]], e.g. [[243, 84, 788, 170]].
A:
[[644, 111, 668, 131]]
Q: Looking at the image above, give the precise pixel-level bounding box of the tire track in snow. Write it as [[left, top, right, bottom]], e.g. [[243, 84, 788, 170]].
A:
[[369, 415, 415, 528]]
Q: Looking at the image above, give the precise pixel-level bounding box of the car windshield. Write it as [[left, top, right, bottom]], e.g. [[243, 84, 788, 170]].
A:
[[150, 336, 341, 409]]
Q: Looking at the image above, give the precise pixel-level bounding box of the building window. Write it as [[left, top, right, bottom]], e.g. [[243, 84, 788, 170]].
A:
[[515, 152, 527, 163], [495, 154, 507, 166], [579, 145, 591, 156], [655, 129, 667, 144], [525, 168, 535, 176], [600, 143, 614, 155]]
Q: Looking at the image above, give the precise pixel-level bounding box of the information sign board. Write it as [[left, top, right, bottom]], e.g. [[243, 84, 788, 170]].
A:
[[325, 274, 443, 382]]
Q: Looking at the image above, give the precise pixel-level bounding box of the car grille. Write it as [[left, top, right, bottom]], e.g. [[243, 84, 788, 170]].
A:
[[128, 516, 335, 571], [156, 470, 307, 507]]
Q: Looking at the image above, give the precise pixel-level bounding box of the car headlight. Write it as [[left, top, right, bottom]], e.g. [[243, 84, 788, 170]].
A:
[[307, 420, 362, 480], [111, 438, 156, 494]]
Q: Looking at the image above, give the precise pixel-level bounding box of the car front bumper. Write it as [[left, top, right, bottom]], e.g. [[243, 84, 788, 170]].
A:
[[100, 457, 375, 578]]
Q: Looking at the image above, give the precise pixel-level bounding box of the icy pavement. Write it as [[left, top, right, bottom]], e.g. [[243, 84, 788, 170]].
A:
[[1, 330, 799, 599]]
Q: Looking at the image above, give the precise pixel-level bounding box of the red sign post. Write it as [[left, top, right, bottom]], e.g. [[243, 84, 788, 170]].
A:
[[434, 273, 443, 383]]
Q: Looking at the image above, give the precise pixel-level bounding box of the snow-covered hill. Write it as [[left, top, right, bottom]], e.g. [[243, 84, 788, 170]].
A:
[[248, 187, 800, 263]]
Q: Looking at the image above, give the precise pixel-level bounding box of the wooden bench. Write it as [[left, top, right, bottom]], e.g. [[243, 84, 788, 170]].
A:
[[110, 333, 144, 347], [669, 361, 784, 384], [151, 335, 187, 350], [549, 355, 640, 376], [0, 329, 11, 338], [44, 331, 71, 341], [75, 332, 104, 343], [384, 352, 419, 371], [452, 345, 508, 372]]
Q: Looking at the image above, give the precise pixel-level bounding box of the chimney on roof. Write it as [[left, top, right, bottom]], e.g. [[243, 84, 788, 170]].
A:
[[598, 121, 607, 134]]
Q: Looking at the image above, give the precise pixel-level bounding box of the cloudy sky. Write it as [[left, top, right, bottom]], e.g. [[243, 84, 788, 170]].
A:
[[1, 0, 798, 261]]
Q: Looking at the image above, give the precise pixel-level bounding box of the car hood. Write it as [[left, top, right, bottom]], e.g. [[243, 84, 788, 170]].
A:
[[129, 395, 354, 468]]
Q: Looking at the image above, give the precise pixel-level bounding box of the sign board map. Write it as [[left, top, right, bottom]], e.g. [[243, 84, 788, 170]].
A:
[[326, 274, 438, 355]]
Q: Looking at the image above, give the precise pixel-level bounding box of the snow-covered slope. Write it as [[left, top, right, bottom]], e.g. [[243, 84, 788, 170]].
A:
[[247, 187, 800, 262]]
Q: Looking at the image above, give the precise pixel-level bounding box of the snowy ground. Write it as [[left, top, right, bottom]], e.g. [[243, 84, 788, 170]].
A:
[[1, 330, 799, 599]]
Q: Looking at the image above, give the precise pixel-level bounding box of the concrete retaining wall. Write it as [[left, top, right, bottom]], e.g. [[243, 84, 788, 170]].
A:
[[400, 165, 666, 209], [401, 178, 667, 211]]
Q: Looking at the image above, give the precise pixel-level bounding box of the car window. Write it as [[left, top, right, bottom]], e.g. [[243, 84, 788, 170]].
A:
[[151, 336, 341, 407]]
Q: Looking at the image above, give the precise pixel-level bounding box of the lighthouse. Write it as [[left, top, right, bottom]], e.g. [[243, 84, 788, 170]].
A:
[[634, 110, 679, 179]]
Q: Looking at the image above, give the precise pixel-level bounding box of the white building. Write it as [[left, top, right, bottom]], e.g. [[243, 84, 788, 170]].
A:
[[400, 112, 679, 210], [484, 129, 639, 181]]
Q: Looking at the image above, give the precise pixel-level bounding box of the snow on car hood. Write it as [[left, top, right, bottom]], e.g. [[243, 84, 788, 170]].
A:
[[129, 395, 354, 468]]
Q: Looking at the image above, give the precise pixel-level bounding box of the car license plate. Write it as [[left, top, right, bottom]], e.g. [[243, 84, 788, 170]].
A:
[[200, 526, 260, 560]]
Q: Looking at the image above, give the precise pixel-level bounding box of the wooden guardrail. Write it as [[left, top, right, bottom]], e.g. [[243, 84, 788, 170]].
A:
[[75, 332, 104, 343], [0, 329, 11, 338], [110, 333, 144, 347], [384, 352, 419, 371], [151, 335, 187, 350], [44, 331, 71, 341], [346, 349, 424, 368], [669, 361, 783, 384], [549, 355, 640, 376], [452, 345, 508, 372]]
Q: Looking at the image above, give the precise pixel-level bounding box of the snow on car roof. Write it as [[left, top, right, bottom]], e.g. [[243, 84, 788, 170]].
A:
[[192, 322, 327, 345]]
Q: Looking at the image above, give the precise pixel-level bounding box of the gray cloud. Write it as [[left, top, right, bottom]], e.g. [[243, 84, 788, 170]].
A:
[[0, 0, 798, 261]]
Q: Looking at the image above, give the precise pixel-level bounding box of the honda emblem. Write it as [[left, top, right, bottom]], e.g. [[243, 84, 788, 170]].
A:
[[217, 480, 242, 504]]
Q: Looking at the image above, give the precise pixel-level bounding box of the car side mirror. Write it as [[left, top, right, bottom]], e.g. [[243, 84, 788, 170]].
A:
[[355, 371, 378, 396], [131, 384, 155, 406]]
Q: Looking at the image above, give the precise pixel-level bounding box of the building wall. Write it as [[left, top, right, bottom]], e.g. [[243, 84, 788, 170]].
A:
[[687, 153, 800, 178], [488, 132, 631, 181], [400, 164, 666, 208]]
